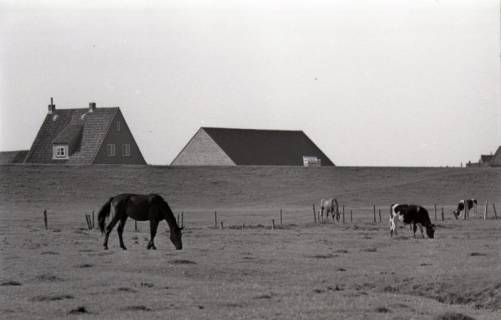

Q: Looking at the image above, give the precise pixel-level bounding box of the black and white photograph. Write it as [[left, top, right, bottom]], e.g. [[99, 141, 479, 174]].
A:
[[1, 0, 500, 319]]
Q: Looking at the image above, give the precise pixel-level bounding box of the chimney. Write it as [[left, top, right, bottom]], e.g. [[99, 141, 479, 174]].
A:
[[48, 97, 56, 114], [89, 102, 96, 113]]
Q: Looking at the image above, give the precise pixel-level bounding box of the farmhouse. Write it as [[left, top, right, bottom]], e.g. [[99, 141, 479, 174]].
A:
[[467, 146, 501, 167], [171, 127, 334, 166], [24, 98, 146, 165]]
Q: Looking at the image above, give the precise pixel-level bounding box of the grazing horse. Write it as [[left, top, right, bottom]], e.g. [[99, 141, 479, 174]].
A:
[[389, 204, 435, 239], [320, 198, 340, 222], [98, 193, 183, 250], [453, 199, 477, 219]]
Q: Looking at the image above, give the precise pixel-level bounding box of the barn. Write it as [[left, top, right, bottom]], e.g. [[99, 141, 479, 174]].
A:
[[171, 127, 334, 166], [24, 98, 146, 165]]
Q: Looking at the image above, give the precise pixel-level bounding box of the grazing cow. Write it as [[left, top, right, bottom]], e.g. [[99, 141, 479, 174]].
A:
[[452, 199, 477, 219], [389, 204, 435, 239], [320, 198, 340, 222]]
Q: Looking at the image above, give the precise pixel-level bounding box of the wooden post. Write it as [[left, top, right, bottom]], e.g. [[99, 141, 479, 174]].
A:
[[43, 210, 48, 229], [92, 210, 95, 229], [434, 204, 437, 221], [484, 200, 488, 220], [214, 211, 218, 228], [312, 204, 317, 224], [342, 205, 345, 224], [373, 205, 376, 224], [272, 219, 275, 230], [350, 209, 353, 223], [134, 221, 138, 232], [220, 221, 224, 230], [280, 209, 283, 225], [441, 207, 444, 221], [493, 203, 498, 219], [378, 209, 382, 223]]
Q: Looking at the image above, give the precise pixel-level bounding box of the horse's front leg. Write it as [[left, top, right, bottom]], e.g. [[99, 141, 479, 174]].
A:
[[117, 216, 128, 250], [147, 220, 159, 250]]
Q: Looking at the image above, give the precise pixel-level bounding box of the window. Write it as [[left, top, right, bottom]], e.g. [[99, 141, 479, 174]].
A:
[[116, 121, 121, 131], [107, 144, 116, 157], [122, 144, 131, 157], [53, 145, 69, 159]]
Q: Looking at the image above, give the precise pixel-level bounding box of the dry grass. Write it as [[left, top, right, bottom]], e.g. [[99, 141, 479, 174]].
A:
[[0, 165, 500, 319]]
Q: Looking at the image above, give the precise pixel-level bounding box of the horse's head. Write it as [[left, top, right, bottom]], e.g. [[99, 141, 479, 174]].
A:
[[170, 226, 183, 250], [426, 224, 435, 239]]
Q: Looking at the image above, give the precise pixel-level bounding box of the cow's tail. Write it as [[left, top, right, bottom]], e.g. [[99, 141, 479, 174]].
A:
[[97, 198, 113, 233]]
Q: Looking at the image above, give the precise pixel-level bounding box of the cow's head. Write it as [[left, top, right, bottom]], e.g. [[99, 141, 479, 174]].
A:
[[472, 199, 478, 205], [426, 224, 435, 238]]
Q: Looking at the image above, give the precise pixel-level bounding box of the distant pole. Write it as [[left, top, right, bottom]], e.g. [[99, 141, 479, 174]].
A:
[[280, 209, 283, 225], [373, 205, 376, 224], [220, 221, 224, 230], [441, 207, 444, 221], [312, 204, 317, 224], [378, 209, 382, 223], [342, 205, 345, 224], [434, 204, 437, 221], [350, 209, 353, 223], [43, 210, 48, 229], [92, 210, 95, 229], [484, 200, 488, 220], [214, 211, 218, 228], [272, 219, 275, 230], [493, 203, 498, 219], [134, 221, 138, 232]]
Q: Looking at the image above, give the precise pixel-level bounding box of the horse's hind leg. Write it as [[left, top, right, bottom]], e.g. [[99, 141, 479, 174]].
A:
[[147, 220, 159, 250], [117, 216, 128, 250], [103, 213, 121, 250]]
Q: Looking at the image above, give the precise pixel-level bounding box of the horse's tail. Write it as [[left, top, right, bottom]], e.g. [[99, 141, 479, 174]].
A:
[[97, 198, 113, 233]]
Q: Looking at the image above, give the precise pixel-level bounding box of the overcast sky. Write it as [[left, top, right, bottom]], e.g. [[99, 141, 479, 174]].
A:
[[1, 0, 499, 166]]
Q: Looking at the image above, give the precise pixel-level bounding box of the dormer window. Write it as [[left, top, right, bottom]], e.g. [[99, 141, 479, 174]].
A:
[[53, 145, 69, 159]]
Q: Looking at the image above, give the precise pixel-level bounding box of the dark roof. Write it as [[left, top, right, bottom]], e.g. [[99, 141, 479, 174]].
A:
[[0, 150, 29, 164], [25, 108, 119, 164], [480, 155, 493, 163], [490, 146, 501, 166], [202, 127, 334, 166]]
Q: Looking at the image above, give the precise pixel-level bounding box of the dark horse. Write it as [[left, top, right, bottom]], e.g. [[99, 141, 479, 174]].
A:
[[98, 193, 183, 250]]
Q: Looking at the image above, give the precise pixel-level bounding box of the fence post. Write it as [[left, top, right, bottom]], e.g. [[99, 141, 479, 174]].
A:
[[484, 200, 488, 220], [220, 221, 224, 230], [272, 219, 275, 230], [312, 204, 317, 224], [342, 205, 345, 224], [280, 209, 283, 225], [134, 221, 138, 232], [373, 205, 376, 224], [350, 209, 353, 223], [493, 203, 498, 219], [441, 207, 444, 221], [378, 209, 382, 223], [92, 210, 95, 229], [214, 211, 218, 228], [43, 210, 48, 229], [434, 204, 437, 221]]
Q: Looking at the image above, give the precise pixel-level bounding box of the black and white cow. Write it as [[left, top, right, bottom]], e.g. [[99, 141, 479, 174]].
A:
[[389, 204, 435, 239], [452, 199, 477, 219]]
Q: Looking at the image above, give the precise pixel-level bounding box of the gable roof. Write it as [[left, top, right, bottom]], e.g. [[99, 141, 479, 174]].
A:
[[202, 127, 334, 166], [25, 107, 119, 164], [489, 146, 501, 167]]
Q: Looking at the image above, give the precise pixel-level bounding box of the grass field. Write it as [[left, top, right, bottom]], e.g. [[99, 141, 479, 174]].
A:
[[1, 165, 500, 319]]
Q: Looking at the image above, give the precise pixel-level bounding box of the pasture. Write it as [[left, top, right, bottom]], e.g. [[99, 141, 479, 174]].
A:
[[1, 165, 500, 319]]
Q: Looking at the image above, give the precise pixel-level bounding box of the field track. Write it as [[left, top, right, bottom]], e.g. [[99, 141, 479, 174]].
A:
[[1, 165, 500, 319]]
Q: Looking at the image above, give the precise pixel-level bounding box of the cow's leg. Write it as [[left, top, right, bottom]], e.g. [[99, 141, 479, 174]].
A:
[[419, 224, 425, 238], [147, 219, 159, 250], [390, 216, 397, 237], [412, 223, 417, 238], [117, 216, 128, 250]]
